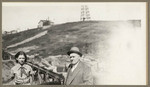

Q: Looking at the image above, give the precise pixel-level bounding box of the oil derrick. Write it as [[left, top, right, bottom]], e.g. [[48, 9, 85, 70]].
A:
[[80, 5, 91, 21]]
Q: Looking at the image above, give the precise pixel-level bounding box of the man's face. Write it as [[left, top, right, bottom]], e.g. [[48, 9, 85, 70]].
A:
[[17, 55, 25, 65], [69, 53, 80, 64]]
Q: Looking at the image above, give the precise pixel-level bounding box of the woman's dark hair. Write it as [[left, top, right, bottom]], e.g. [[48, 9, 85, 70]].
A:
[[15, 51, 27, 63]]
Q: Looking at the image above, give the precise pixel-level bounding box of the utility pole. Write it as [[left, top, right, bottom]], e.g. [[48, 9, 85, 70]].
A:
[[80, 5, 91, 21]]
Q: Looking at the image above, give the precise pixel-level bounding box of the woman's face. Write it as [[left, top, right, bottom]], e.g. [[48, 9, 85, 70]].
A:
[[17, 55, 25, 65]]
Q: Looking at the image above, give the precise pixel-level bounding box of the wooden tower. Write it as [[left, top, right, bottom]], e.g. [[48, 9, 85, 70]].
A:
[[80, 5, 91, 21]]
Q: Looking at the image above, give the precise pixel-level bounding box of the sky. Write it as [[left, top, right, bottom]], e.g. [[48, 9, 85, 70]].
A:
[[2, 2, 146, 32]]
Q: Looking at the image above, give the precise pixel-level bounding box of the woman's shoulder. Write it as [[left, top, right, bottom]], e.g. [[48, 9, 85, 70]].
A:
[[11, 64, 20, 70], [12, 63, 21, 68], [24, 64, 32, 68]]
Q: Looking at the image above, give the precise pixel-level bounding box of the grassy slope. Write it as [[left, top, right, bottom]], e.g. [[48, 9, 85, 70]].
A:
[[2, 20, 141, 84], [2, 27, 46, 48], [3, 20, 140, 57], [3, 21, 112, 57], [2, 21, 112, 83]]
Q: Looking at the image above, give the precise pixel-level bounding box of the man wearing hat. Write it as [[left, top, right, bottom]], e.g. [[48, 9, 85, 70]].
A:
[[65, 47, 93, 85]]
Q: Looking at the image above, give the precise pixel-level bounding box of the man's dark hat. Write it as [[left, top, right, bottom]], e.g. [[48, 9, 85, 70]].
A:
[[67, 47, 82, 57]]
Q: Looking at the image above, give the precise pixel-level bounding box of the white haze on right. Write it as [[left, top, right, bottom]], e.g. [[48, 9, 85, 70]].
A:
[[94, 21, 146, 85]]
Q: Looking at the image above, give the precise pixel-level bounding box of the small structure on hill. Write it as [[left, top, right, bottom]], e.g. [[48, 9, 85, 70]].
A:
[[3, 30, 18, 36], [38, 18, 54, 29], [3, 31, 11, 35]]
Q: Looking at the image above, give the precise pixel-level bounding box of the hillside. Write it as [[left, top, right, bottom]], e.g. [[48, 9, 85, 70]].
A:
[[3, 20, 140, 58], [2, 20, 141, 84], [2, 27, 46, 48]]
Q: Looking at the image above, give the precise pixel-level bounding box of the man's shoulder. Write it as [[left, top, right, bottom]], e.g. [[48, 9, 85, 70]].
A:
[[80, 61, 90, 69], [79, 61, 92, 74]]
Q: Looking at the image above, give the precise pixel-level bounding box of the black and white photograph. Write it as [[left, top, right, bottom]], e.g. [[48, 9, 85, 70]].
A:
[[2, 2, 147, 85]]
